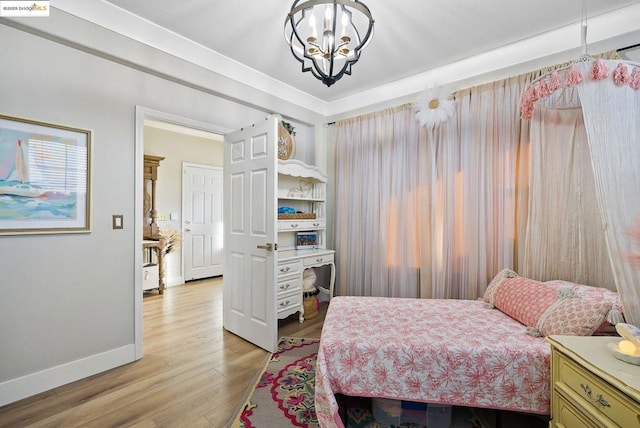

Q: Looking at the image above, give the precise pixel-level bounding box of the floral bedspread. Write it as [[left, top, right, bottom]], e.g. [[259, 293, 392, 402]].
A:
[[315, 296, 550, 428]]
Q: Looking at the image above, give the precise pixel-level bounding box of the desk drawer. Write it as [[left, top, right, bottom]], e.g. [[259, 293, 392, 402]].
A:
[[304, 253, 334, 267], [277, 274, 301, 296], [277, 292, 302, 314], [555, 352, 640, 427], [278, 220, 325, 231], [277, 260, 302, 277]]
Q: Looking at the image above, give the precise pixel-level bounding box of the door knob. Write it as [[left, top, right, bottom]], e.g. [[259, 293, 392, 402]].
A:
[[257, 243, 274, 251], [185, 228, 191, 232]]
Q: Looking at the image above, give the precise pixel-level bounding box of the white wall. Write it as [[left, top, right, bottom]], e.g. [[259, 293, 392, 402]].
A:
[[0, 10, 326, 405]]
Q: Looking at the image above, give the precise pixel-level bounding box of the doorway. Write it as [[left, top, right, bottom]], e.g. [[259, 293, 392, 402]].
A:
[[134, 106, 230, 359]]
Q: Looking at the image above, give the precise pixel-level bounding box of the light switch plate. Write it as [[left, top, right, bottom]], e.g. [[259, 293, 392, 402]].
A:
[[112, 214, 124, 229]]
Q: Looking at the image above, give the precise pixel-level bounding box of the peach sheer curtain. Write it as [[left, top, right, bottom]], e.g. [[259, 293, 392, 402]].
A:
[[333, 75, 533, 299]]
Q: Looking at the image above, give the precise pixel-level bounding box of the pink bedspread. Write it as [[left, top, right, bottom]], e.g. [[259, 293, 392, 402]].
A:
[[315, 296, 550, 428]]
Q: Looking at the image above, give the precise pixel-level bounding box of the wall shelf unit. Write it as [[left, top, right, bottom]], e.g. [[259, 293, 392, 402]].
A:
[[276, 159, 334, 316]]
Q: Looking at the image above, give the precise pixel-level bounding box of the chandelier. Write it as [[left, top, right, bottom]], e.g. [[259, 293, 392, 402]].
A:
[[284, 0, 374, 87]]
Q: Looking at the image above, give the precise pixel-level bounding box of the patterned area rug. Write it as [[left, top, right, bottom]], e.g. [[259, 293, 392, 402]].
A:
[[229, 337, 548, 428], [230, 337, 320, 428]]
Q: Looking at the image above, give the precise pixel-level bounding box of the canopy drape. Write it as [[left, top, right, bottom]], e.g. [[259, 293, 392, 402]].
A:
[[523, 58, 640, 326]]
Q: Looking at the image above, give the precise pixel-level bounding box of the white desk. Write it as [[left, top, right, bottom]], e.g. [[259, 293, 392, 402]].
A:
[[277, 248, 335, 322]]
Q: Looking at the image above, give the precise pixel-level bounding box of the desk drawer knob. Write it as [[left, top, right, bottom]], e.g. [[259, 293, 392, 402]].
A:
[[316, 258, 323, 262]]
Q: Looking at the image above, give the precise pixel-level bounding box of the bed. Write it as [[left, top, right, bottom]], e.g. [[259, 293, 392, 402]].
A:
[[314, 270, 624, 428]]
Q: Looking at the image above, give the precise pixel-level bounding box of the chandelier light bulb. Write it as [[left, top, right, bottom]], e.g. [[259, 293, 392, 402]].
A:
[[341, 11, 349, 27]]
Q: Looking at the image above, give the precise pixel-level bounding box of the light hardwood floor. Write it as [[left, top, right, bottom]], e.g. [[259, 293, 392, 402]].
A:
[[0, 277, 327, 428]]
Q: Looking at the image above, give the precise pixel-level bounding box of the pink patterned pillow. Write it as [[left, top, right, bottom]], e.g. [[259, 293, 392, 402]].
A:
[[492, 277, 560, 328], [544, 280, 624, 324], [535, 298, 612, 336], [482, 268, 518, 306]]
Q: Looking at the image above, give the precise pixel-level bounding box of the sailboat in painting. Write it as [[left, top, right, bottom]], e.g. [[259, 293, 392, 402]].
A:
[[0, 140, 45, 197]]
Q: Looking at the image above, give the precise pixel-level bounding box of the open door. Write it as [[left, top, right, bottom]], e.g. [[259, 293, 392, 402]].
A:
[[223, 117, 278, 352]]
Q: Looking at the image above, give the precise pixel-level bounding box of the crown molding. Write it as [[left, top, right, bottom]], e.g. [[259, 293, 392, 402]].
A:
[[53, 1, 640, 118]]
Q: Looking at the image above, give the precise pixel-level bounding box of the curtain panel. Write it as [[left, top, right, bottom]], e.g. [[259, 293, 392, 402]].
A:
[[333, 52, 623, 301], [523, 106, 615, 289], [334, 75, 533, 299], [575, 59, 640, 326]]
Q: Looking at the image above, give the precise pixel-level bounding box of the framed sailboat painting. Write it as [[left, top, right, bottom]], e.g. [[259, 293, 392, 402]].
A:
[[0, 114, 91, 235]]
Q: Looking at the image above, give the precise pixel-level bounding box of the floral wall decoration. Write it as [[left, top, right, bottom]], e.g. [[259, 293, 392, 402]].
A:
[[412, 88, 456, 130]]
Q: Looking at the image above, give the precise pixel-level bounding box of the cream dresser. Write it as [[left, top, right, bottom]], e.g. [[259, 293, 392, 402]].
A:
[[547, 335, 640, 427]]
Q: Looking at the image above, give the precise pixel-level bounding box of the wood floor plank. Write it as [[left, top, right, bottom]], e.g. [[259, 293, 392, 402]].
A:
[[0, 277, 326, 428]]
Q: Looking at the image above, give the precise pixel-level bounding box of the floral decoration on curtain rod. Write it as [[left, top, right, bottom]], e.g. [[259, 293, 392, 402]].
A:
[[520, 59, 640, 119], [413, 88, 455, 130]]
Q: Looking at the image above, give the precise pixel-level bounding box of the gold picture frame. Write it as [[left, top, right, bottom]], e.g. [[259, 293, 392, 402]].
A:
[[0, 114, 91, 235]]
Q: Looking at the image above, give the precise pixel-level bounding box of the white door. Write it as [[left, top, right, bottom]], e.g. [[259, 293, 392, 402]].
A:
[[183, 163, 224, 281], [223, 117, 278, 352]]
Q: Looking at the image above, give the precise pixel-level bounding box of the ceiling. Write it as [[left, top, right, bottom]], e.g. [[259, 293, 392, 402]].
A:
[[59, 0, 640, 115]]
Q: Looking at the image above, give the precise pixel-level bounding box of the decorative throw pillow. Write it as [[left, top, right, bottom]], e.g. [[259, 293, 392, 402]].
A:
[[545, 280, 625, 325], [482, 268, 518, 306], [483, 271, 616, 338], [492, 276, 563, 328], [533, 298, 612, 337]]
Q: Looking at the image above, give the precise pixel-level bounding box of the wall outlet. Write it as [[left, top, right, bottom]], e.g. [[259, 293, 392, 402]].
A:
[[157, 213, 168, 221]]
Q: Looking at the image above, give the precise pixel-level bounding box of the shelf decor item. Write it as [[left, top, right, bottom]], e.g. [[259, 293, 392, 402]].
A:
[[296, 231, 318, 249], [278, 121, 296, 160], [278, 213, 316, 220], [0, 114, 91, 235]]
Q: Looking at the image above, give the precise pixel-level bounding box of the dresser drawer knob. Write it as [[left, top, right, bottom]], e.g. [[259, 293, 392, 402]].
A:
[[279, 300, 290, 308], [316, 258, 323, 262], [280, 283, 291, 290], [280, 267, 290, 273], [580, 383, 611, 407]]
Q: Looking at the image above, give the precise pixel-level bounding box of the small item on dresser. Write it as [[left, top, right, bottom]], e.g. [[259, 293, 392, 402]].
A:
[[607, 323, 640, 365]]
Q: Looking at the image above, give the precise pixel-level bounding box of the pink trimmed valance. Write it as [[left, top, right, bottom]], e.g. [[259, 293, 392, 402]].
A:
[[521, 59, 640, 119]]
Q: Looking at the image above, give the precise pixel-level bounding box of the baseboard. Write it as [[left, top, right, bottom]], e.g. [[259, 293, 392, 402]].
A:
[[0, 344, 136, 407], [166, 275, 184, 287]]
